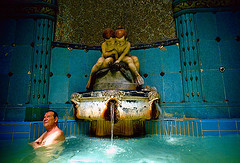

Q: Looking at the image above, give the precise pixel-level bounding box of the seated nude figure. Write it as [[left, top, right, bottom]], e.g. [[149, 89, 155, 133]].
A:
[[114, 27, 144, 85], [86, 28, 118, 89], [29, 110, 65, 149]]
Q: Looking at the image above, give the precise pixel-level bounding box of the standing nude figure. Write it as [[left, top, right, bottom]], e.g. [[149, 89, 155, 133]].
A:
[[86, 28, 118, 89]]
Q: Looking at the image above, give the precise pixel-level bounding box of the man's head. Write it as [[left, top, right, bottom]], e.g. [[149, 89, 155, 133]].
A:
[[43, 110, 59, 129]]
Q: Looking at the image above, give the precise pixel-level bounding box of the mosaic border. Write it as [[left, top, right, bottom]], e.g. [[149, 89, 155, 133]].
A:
[[51, 38, 180, 51], [1, 119, 239, 141]]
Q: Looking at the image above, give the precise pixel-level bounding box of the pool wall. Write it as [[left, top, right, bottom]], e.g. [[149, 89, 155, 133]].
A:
[[1, 119, 239, 140], [0, 0, 240, 140]]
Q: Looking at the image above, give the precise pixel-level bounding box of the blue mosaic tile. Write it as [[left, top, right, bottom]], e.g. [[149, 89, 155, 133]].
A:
[[229, 107, 240, 118], [48, 75, 69, 104], [219, 40, 240, 69], [216, 12, 238, 40], [0, 124, 14, 133], [183, 107, 207, 119], [234, 11, 240, 33], [202, 131, 219, 136], [145, 48, 162, 75], [15, 19, 35, 45], [69, 49, 87, 76], [13, 132, 29, 139], [198, 40, 221, 69], [201, 70, 225, 102], [14, 124, 30, 132], [201, 121, 219, 131], [223, 70, 240, 103], [220, 131, 238, 136], [163, 73, 183, 103], [161, 45, 181, 73], [51, 47, 70, 75], [206, 106, 230, 119], [7, 74, 29, 104], [0, 133, 13, 140], [0, 74, 9, 104], [0, 108, 6, 121], [195, 12, 217, 40], [0, 19, 16, 45], [4, 108, 26, 121], [68, 76, 88, 98], [219, 121, 237, 130], [164, 107, 184, 118], [10, 45, 32, 74], [0, 46, 13, 73]]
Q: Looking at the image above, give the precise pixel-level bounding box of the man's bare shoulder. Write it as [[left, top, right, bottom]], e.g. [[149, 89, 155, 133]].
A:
[[55, 128, 65, 140]]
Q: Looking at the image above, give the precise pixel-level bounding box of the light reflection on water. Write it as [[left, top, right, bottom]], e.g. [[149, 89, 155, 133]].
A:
[[0, 135, 240, 163]]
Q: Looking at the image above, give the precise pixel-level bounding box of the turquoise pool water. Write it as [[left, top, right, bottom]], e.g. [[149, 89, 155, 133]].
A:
[[0, 135, 240, 163]]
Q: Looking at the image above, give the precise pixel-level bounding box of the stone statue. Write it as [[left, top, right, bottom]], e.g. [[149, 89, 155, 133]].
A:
[[86, 27, 144, 90], [114, 27, 144, 86], [86, 28, 117, 89]]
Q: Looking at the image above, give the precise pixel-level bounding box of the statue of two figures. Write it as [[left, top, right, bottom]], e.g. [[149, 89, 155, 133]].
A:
[[86, 27, 144, 90]]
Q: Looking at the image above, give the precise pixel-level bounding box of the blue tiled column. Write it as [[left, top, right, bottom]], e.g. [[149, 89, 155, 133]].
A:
[[0, 0, 57, 121], [30, 19, 55, 104], [175, 13, 203, 102]]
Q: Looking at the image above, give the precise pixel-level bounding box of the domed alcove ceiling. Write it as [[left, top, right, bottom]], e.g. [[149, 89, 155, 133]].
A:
[[54, 0, 176, 45]]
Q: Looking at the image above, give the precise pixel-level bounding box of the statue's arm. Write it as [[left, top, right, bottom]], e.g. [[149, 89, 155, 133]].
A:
[[101, 42, 107, 57], [102, 43, 117, 58], [115, 42, 130, 63]]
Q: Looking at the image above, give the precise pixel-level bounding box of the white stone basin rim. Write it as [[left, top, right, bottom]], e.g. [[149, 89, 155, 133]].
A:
[[71, 90, 160, 121]]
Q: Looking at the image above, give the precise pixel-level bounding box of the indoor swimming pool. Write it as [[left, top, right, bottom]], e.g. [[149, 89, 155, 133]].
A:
[[1, 134, 239, 163]]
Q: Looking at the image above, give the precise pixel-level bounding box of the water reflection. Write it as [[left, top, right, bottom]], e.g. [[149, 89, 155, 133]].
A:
[[20, 141, 64, 163]]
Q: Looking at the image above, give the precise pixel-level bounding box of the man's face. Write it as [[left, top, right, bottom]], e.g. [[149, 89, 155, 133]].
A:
[[43, 111, 57, 128]]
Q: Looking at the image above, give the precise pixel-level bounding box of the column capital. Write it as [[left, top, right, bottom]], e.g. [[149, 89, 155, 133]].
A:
[[0, 0, 58, 20], [173, 0, 240, 17]]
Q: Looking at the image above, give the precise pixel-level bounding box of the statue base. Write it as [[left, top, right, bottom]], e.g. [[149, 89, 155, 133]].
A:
[[93, 70, 137, 90]]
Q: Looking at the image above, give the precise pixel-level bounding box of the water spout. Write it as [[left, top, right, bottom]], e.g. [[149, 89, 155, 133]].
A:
[[154, 101, 168, 136]]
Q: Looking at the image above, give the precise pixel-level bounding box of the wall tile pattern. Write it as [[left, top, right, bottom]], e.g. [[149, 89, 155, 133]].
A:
[[1, 119, 239, 140]]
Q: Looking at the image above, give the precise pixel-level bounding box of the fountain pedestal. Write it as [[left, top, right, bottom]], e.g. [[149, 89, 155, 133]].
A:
[[71, 89, 160, 137], [71, 64, 160, 137]]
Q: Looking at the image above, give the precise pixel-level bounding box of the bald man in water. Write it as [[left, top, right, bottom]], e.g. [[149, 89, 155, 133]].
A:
[[29, 110, 65, 149]]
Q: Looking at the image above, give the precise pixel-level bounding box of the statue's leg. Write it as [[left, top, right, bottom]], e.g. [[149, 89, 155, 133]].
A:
[[86, 57, 105, 89], [102, 57, 114, 68], [131, 56, 139, 72], [122, 57, 144, 86]]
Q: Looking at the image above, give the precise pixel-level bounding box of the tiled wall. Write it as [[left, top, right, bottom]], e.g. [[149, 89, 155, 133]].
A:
[[195, 11, 240, 104], [49, 44, 182, 104], [1, 119, 239, 140], [145, 119, 240, 137], [0, 120, 90, 141]]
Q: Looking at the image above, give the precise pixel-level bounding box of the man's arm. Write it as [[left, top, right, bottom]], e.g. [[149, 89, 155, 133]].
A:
[[28, 132, 45, 149]]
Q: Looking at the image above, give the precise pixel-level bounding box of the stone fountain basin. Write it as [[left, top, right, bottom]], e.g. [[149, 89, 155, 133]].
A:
[[71, 90, 160, 121]]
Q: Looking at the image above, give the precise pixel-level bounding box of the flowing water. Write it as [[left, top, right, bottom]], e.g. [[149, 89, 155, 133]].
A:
[[63, 105, 74, 135], [110, 101, 115, 146], [154, 101, 168, 136]]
